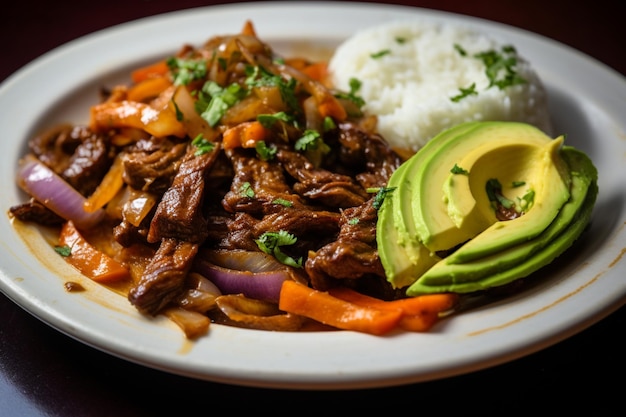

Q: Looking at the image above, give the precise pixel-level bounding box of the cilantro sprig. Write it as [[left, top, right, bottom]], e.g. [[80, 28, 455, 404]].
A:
[[255, 230, 303, 268]]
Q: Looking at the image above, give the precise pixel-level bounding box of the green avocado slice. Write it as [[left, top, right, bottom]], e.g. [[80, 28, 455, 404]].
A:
[[444, 137, 571, 264], [377, 122, 480, 288], [406, 146, 598, 295], [410, 122, 556, 253]]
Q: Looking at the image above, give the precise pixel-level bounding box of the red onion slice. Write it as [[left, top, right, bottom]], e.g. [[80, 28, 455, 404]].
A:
[[193, 249, 297, 302], [17, 155, 105, 229]]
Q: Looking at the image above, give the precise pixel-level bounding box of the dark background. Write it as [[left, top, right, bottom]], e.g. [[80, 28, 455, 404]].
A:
[[1, 1, 624, 415]]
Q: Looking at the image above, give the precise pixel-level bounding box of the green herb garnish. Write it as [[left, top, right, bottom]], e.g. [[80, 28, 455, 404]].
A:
[[255, 230, 302, 268], [370, 49, 391, 59], [451, 83, 478, 102], [255, 141, 277, 161], [451, 163, 469, 175], [166, 57, 207, 86], [54, 245, 72, 257], [368, 186, 397, 210], [191, 134, 215, 156], [240, 181, 255, 198]]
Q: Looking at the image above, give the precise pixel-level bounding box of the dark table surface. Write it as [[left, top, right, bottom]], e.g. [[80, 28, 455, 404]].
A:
[[1, 0, 624, 415]]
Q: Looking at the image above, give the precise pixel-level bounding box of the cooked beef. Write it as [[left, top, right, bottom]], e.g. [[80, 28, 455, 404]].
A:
[[147, 144, 220, 244], [276, 148, 369, 208], [122, 137, 187, 195], [305, 197, 385, 290], [29, 124, 113, 196], [222, 148, 305, 214], [336, 122, 403, 189], [113, 220, 151, 248], [8, 198, 65, 226], [62, 133, 113, 196], [28, 124, 83, 174], [128, 238, 198, 315]]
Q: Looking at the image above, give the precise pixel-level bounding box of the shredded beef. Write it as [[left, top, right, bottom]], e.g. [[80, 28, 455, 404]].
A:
[[128, 238, 198, 315], [9, 198, 65, 226], [147, 144, 220, 244], [122, 137, 187, 195]]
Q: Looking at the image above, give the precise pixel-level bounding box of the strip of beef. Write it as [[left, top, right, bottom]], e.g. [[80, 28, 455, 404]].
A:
[[62, 132, 113, 196], [128, 238, 198, 315], [9, 198, 65, 226], [222, 148, 305, 214], [305, 197, 385, 291], [122, 136, 187, 196], [276, 148, 369, 208], [29, 124, 113, 197], [216, 208, 340, 256], [336, 122, 403, 190], [147, 143, 220, 244], [29, 124, 84, 174]]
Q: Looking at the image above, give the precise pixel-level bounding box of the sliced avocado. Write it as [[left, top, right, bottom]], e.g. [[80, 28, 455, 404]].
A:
[[411, 122, 556, 253], [445, 137, 571, 264], [443, 137, 557, 235], [377, 162, 438, 288], [378, 122, 479, 288], [406, 146, 598, 295]]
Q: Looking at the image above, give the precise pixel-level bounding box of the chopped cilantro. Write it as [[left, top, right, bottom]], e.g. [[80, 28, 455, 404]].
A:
[[454, 43, 468, 57], [295, 130, 330, 154], [54, 245, 72, 257], [348, 218, 360, 225], [395, 36, 407, 44], [334, 77, 366, 109], [323, 116, 337, 132], [370, 49, 391, 59], [240, 181, 255, 198], [451, 83, 478, 102], [257, 111, 294, 128], [198, 81, 248, 127], [451, 163, 469, 175], [245, 65, 299, 112], [486, 178, 515, 209], [368, 186, 397, 210], [512, 180, 526, 188], [171, 99, 184, 121], [191, 134, 215, 156], [255, 140, 277, 161], [255, 230, 302, 268], [474, 45, 527, 90], [272, 198, 293, 207], [518, 189, 535, 211], [166, 57, 207, 86]]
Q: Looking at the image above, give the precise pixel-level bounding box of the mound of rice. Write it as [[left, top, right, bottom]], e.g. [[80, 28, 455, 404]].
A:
[[328, 20, 552, 151]]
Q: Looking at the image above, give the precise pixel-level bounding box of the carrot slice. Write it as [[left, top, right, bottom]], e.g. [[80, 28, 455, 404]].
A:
[[222, 121, 269, 150], [328, 287, 458, 332], [131, 60, 170, 84], [127, 76, 173, 103], [278, 280, 402, 335], [58, 221, 130, 283], [83, 153, 125, 213]]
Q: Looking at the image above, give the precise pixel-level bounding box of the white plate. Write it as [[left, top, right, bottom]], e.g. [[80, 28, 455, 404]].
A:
[[0, 1, 624, 390]]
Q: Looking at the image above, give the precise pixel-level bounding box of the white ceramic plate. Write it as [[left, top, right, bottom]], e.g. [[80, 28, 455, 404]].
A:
[[1, 2, 624, 390]]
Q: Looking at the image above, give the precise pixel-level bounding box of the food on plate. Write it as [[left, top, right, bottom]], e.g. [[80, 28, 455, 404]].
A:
[[328, 20, 553, 151], [7, 20, 597, 339], [377, 121, 598, 294]]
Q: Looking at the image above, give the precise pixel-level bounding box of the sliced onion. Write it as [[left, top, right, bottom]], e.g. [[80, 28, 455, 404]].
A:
[[214, 294, 304, 331], [193, 249, 297, 302], [17, 154, 105, 229]]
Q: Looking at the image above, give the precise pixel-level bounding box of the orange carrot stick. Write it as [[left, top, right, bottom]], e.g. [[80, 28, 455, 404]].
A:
[[222, 121, 269, 150], [278, 280, 402, 335], [131, 60, 170, 84], [328, 287, 458, 332], [127, 76, 173, 103], [58, 221, 130, 283]]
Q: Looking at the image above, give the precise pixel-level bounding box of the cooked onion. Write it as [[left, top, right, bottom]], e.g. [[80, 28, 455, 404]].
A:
[[193, 249, 297, 302], [17, 155, 105, 229], [214, 294, 304, 331]]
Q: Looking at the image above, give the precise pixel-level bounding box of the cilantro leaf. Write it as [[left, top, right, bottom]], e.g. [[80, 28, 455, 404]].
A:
[[255, 231, 302, 268]]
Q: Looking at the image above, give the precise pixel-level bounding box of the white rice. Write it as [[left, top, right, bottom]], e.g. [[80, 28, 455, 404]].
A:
[[328, 20, 552, 151]]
